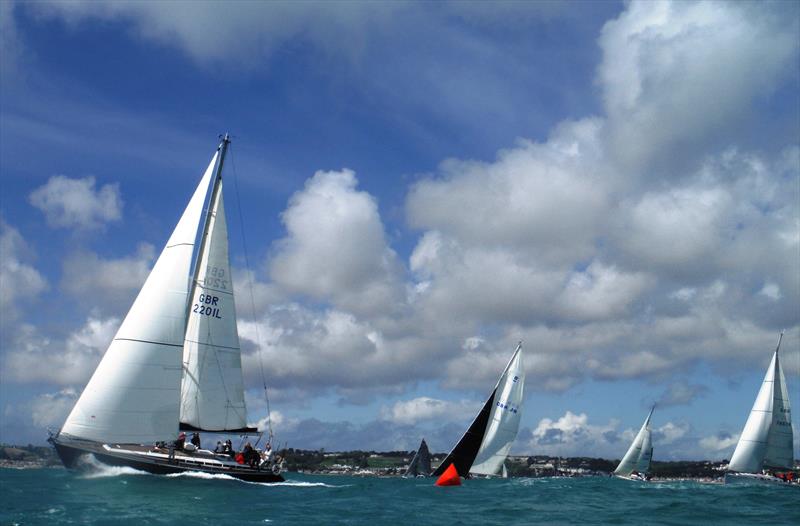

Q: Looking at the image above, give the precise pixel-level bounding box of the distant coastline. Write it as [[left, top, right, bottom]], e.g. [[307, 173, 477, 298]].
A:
[[0, 443, 742, 480]]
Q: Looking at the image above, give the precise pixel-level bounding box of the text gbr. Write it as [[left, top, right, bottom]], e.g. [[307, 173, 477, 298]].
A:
[[193, 293, 223, 319]]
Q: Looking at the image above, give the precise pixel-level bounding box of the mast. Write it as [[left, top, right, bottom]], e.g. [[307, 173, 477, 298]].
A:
[[185, 134, 231, 329]]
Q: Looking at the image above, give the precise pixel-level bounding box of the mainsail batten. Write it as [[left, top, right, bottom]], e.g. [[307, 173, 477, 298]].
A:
[[61, 152, 219, 444]]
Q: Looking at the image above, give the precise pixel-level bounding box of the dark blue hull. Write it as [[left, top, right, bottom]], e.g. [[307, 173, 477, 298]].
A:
[[51, 435, 285, 483]]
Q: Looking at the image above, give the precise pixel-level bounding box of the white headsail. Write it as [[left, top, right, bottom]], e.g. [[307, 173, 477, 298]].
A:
[[614, 406, 654, 477], [728, 334, 793, 473], [469, 343, 525, 476], [61, 153, 218, 444], [180, 183, 249, 431]]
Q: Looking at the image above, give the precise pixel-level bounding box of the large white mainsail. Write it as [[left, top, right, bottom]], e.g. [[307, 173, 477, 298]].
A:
[[614, 406, 654, 477], [433, 342, 524, 478], [180, 183, 249, 431], [61, 153, 219, 444], [728, 334, 793, 474]]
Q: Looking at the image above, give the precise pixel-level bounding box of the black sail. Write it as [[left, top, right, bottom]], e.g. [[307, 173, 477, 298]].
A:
[[432, 390, 497, 477], [405, 438, 432, 477]]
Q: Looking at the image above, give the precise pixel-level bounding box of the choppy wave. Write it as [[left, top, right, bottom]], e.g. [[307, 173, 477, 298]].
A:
[[3, 470, 799, 525]]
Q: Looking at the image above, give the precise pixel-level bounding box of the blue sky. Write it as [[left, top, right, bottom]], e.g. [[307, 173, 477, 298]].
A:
[[1, 0, 798, 461]]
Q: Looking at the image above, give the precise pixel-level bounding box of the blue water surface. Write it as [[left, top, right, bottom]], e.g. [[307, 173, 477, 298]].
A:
[[1, 467, 797, 525]]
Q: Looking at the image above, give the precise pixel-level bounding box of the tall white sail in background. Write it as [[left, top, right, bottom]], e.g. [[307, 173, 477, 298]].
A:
[[180, 184, 249, 431], [614, 407, 654, 477], [728, 336, 793, 473], [467, 344, 525, 476], [636, 426, 653, 473], [62, 153, 218, 444]]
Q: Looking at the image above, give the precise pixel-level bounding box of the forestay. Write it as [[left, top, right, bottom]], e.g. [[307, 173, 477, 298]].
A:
[[62, 153, 218, 444]]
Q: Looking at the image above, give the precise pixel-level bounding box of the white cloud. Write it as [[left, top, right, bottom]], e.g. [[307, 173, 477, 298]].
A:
[[699, 433, 739, 455], [0, 220, 47, 315], [30, 388, 78, 428], [29, 175, 123, 230], [407, 118, 608, 267], [270, 169, 404, 317], [528, 411, 620, 457], [653, 421, 689, 445], [526, 410, 693, 459], [60, 243, 154, 312], [598, 0, 799, 171], [379, 397, 479, 426], [759, 282, 781, 301], [5, 316, 119, 385], [656, 381, 708, 407], [249, 410, 299, 438], [26, 0, 403, 67]]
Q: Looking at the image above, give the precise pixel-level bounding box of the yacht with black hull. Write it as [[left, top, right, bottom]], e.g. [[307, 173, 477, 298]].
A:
[[50, 135, 283, 483]]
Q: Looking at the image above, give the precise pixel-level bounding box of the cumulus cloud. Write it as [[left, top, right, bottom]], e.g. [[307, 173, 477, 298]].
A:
[[525, 411, 694, 459], [656, 381, 708, 407], [270, 169, 403, 317], [24, 0, 406, 68], [29, 175, 123, 230], [699, 432, 739, 457], [407, 118, 608, 266], [598, 0, 799, 172], [60, 243, 154, 313], [30, 388, 78, 428], [0, 220, 47, 315], [5, 316, 119, 385], [379, 397, 479, 426], [653, 421, 689, 445], [527, 411, 623, 458]]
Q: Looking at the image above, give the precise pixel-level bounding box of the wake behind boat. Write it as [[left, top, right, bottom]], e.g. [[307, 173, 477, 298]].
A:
[[725, 333, 797, 486], [433, 342, 524, 479], [50, 135, 283, 483]]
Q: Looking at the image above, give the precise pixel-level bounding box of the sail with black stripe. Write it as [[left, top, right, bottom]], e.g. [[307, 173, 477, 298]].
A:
[[433, 342, 524, 477]]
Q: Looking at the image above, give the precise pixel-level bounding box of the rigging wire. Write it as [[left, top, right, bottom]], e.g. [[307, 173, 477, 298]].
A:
[[228, 141, 275, 443]]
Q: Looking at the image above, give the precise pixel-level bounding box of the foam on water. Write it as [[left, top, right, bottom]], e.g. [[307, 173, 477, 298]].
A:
[[77, 455, 150, 479], [165, 470, 240, 481]]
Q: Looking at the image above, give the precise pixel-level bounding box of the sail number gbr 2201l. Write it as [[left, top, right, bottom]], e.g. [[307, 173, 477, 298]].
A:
[[193, 294, 223, 319]]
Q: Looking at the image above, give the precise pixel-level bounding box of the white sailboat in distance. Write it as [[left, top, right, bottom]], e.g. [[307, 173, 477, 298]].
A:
[[49, 135, 284, 483], [613, 406, 654, 481], [432, 342, 524, 479], [725, 332, 797, 486]]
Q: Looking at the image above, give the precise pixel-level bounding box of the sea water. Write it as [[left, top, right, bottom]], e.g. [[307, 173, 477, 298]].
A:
[[1, 467, 797, 525]]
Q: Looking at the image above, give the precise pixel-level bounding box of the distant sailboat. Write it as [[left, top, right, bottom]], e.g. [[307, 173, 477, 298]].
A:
[[405, 438, 432, 477], [614, 406, 654, 481], [432, 342, 524, 479], [49, 135, 283, 483], [725, 333, 797, 486]]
